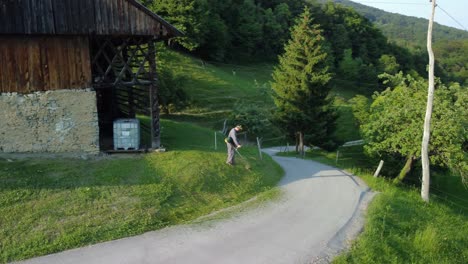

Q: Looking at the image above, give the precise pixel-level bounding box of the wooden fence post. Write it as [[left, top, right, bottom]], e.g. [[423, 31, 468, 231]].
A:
[[257, 137, 263, 160], [214, 132, 217, 150], [222, 119, 227, 134], [336, 150, 340, 165], [374, 160, 384, 177], [148, 41, 160, 149]]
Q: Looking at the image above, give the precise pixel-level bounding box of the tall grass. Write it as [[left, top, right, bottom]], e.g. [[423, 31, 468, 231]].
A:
[[0, 119, 283, 263]]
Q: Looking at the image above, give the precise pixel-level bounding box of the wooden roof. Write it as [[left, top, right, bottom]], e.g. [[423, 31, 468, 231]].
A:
[[0, 0, 183, 38]]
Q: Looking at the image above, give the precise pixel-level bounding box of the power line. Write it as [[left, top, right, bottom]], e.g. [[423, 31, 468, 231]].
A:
[[436, 4, 467, 31], [352, 1, 467, 30], [402, 177, 468, 204], [352, 1, 428, 5], [430, 192, 468, 211]]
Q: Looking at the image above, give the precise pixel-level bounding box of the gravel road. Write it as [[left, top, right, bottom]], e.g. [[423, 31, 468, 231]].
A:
[[16, 147, 374, 264]]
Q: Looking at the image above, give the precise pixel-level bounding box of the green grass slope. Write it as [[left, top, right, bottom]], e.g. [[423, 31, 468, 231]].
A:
[[159, 47, 361, 143], [0, 119, 283, 263], [159, 47, 274, 113]]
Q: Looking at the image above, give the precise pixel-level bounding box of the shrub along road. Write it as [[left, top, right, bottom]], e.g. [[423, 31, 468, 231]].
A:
[[16, 147, 374, 264]]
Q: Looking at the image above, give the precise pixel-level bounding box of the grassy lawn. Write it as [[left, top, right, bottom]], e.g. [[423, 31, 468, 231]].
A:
[[0, 119, 283, 263], [279, 147, 468, 263]]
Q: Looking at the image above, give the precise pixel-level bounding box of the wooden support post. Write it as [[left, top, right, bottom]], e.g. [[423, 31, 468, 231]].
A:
[[122, 46, 135, 118], [421, 0, 436, 203], [148, 40, 160, 149], [257, 137, 263, 160], [215, 132, 217, 150], [374, 160, 384, 177]]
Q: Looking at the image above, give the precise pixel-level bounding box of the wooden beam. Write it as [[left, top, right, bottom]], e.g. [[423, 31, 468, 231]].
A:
[[113, 39, 140, 86], [122, 46, 135, 117], [147, 40, 160, 149]]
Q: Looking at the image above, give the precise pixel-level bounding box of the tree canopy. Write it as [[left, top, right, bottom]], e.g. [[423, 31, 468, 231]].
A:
[[351, 72, 467, 182], [322, 0, 468, 88]]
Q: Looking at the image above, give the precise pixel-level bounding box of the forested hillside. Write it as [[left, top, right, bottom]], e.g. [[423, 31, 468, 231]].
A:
[[141, 0, 305, 61], [434, 40, 468, 85], [325, 0, 468, 84], [143, 0, 447, 95], [328, 0, 468, 48], [143, 0, 467, 86]]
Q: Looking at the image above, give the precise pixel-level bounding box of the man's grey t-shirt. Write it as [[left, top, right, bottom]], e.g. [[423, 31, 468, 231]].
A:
[[228, 128, 240, 146]]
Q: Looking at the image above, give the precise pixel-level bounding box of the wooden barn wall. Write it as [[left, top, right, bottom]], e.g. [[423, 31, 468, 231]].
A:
[[0, 0, 169, 37], [0, 36, 91, 93]]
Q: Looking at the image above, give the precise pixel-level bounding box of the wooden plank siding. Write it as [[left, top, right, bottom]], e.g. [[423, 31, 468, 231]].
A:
[[0, 36, 91, 93], [0, 0, 182, 38]]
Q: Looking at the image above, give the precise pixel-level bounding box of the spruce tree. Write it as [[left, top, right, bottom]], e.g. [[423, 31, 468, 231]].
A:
[[271, 7, 337, 154]]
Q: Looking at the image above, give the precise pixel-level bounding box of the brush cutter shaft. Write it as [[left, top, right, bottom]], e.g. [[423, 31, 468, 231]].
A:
[[234, 148, 251, 170], [234, 148, 245, 159]]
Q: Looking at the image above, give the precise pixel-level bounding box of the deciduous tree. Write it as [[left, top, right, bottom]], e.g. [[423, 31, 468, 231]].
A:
[[351, 72, 467, 183]]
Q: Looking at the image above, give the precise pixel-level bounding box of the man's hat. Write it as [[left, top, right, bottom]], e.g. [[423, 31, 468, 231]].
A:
[[235, 125, 243, 130]]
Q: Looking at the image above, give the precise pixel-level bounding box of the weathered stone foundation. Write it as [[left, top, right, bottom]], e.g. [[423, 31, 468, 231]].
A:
[[0, 89, 99, 153]]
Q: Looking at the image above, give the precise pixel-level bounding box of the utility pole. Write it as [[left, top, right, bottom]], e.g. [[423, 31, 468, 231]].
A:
[[421, 0, 436, 203]]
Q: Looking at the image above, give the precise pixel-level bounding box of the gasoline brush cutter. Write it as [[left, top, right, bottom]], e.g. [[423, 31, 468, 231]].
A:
[[234, 147, 252, 170]]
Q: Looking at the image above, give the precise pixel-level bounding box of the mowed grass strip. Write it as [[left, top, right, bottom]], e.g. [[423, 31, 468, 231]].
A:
[[0, 119, 283, 263], [280, 147, 468, 263]]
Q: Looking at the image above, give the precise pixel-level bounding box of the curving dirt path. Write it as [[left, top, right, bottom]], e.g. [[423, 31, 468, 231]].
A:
[[16, 147, 374, 264]]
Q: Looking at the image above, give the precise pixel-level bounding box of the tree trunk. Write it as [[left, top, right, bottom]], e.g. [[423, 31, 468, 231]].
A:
[[298, 131, 305, 158], [421, 0, 436, 202], [394, 155, 415, 184], [295, 132, 299, 153]]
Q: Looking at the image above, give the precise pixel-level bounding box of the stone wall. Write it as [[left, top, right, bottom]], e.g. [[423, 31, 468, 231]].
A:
[[0, 89, 99, 153]]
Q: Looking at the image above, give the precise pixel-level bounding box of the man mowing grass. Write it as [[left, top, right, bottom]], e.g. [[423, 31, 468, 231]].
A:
[[225, 125, 242, 166]]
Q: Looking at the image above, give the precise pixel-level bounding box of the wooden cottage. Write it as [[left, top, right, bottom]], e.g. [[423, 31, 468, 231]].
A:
[[0, 0, 182, 153]]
